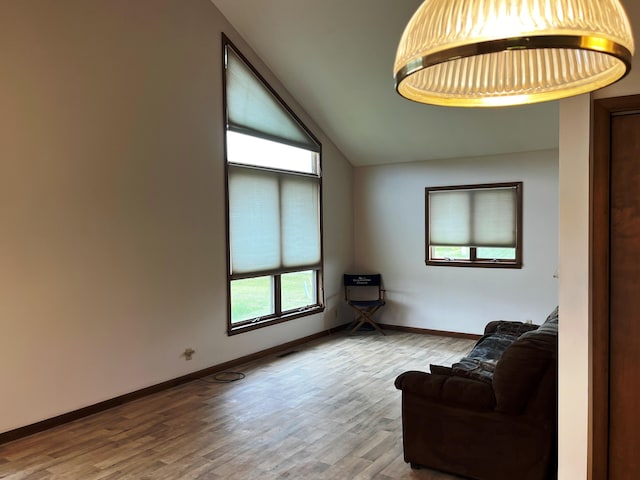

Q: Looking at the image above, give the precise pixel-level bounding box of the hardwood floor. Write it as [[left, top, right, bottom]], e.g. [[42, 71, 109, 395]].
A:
[[0, 331, 475, 479]]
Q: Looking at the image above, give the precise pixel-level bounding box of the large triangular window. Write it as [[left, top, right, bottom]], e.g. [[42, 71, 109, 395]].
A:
[[222, 35, 323, 334]]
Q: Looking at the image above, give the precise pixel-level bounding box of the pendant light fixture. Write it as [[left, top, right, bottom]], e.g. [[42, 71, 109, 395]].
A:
[[394, 0, 635, 107]]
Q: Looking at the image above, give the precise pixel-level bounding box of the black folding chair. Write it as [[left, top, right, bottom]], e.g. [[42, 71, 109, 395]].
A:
[[343, 274, 386, 335]]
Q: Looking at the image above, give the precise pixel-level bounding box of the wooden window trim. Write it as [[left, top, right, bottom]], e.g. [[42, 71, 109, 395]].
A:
[[222, 34, 324, 335], [425, 182, 523, 269]]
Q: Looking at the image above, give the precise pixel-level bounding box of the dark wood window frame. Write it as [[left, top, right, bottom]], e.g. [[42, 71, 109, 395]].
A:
[[425, 182, 523, 269], [222, 35, 324, 335]]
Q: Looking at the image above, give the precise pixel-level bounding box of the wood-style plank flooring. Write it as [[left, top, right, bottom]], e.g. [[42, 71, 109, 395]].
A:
[[0, 330, 475, 479]]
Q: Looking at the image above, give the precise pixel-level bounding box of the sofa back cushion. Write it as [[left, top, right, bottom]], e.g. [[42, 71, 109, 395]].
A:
[[492, 320, 557, 414]]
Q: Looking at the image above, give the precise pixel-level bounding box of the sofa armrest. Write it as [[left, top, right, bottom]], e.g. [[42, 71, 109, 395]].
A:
[[484, 320, 539, 335], [395, 371, 496, 411], [394, 370, 445, 395]]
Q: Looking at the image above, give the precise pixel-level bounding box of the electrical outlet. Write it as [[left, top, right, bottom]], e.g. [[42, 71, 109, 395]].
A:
[[183, 348, 195, 360]]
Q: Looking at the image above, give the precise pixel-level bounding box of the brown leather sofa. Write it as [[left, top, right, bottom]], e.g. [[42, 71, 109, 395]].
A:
[[394, 309, 558, 480]]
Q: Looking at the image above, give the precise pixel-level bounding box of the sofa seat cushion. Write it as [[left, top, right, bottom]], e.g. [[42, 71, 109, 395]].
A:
[[395, 370, 496, 410]]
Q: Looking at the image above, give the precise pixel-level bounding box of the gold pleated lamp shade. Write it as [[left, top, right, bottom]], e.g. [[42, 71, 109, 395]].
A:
[[394, 0, 635, 107]]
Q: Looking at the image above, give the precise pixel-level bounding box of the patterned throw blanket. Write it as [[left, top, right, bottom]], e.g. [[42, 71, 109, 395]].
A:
[[452, 322, 539, 383]]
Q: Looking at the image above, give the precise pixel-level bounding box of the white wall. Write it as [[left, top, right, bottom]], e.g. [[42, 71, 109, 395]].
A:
[[0, 0, 353, 434], [353, 150, 559, 335], [558, 95, 591, 480]]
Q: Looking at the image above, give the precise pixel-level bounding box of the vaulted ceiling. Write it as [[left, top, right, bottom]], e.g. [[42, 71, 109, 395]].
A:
[[211, 0, 561, 166]]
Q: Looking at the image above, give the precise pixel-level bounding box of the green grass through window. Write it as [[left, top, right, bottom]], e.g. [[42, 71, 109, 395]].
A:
[[431, 246, 516, 261], [231, 271, 315, 324]]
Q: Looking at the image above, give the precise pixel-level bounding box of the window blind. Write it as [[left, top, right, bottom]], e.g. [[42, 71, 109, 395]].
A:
[[428, 186, 517, 248], [229, 166, 321, 275], [225, 47, 320, 152]]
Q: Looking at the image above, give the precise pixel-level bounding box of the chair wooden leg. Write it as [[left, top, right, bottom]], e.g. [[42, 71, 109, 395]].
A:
[[369, 320, 386, 336], [349, 320, 365, 335], [347, 307, 385, 335], [350, 318, 385, 336]]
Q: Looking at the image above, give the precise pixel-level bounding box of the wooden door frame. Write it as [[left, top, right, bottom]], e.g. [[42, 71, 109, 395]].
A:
[[590, 93, 640, 480]]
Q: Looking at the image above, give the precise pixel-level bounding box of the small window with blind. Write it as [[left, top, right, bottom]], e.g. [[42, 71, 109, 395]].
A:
[[425, 182, 522, 268], [223, 35, 324, 334]]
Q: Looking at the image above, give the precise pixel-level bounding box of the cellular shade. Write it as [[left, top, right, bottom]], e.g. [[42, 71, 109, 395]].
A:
[[429, 186, 517, 247], [394, 0, 635, 107], [226, 46, 320, 151], [229, 166, 321, 275], [281, 175, 321, 268]]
